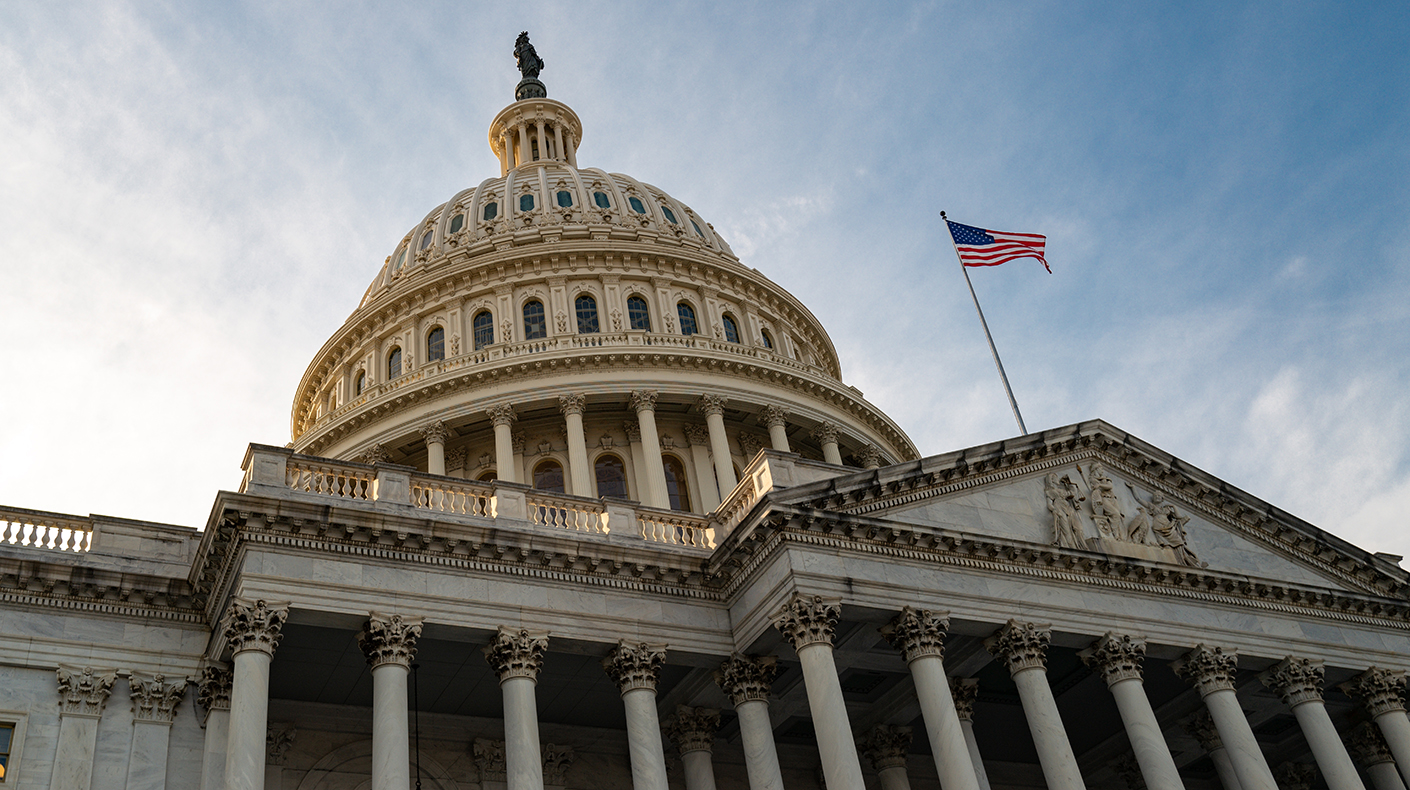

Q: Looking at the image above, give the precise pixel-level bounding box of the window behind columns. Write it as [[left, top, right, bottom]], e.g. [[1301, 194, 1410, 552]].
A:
[[575, 295, 600, 334], [627, 296, 651, 331], [722, 314, 741, 343], [662, 455, 693, 512], [473, 311, 494, 350], [533, 459, 565, 493], [387, 347, 402, 379], [595, 454, 628, 498], [355, 371, 366, 395], [677, 302, 698, 336], [426, 327, 445, 361], [523, 300, 547, 340]]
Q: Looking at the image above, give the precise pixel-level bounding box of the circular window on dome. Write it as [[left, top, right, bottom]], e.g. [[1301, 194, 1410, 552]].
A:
[[449, 213, 464, 234], [483, 202, 498, 221], [519, 194, 535, 212], [628, 196, 646, 214], [594, 191, 611, 209], [660, 206, 678, 224], [557, 190, 573, 208]]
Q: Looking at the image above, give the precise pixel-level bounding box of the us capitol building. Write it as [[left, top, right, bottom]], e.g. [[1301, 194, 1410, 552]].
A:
[[3, 35, 1409, 790]]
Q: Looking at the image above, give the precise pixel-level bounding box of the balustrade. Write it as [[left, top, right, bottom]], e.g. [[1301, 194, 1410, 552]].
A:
[[0, 508, 93, 552], [413, 478, 493, 516], [638, 510, 714, 548], [285, 459, 375, 501], [526, 492, 607, 533]]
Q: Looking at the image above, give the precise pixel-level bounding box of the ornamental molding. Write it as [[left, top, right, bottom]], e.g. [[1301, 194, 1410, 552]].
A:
[[56, 666, 117, 717], [222, 597, 290, 658], [1341, 667, 1407, 716], [879, 606, 949, 663], [858, 724, 912, 771], [357, 612, 424, 669], [985, 621, 1050, 674], [1079, 633, 1146, 686], [1173, 644, 1239, 697], [484, 626, 549, 681], [602, 640, 667, 694], [772, 593, 840, 651], [1259, 656, 1324, 707], [664, 706, 719, 755], [130, 673, 188, 724], [715, 654, 778, 706]]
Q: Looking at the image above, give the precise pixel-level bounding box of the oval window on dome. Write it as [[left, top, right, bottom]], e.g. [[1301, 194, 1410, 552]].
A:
[[691, 219, 705, 238], [449, 213, 464, 234], [629, 196, 646, 214], [722, 314, 740, 344], [594, 191, 611, 209], [661, 206, 678, 224], [419, 230, 433, 250], [557, 190, 573, 208], [483, 202, 498, 221], [519, 194, 535, 212]]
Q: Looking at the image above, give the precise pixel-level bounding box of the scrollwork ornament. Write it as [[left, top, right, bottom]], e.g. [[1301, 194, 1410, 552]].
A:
[[1078, 633, 1147, 686], [130, 673, 188, 724], [772, 593, 841, 651], [1342, 667, 1408, 716], [222, 598, 289, 658], [984, 621, 1051, 675], [1259, 656, 1324, 708], [603, 640, 667, 694], [1172, 644, 1239, 698], [858, 724, 912, 771], [357, 612, 424, 669], [56, 666, 117, 717], [665, 706, 720, 755], [483, 627, 549, 682], [714, 654, 778, 706], [879, 607, 950, 663]]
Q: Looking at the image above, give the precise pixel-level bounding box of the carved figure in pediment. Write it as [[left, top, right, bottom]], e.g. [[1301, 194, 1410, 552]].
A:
[[1087, 462, 1124, 540], [1045, 472, 1086, 549], [1127, 488, 1203, 567]]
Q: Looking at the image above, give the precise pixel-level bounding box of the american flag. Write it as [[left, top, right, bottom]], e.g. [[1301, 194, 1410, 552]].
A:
[[946, 220, 1049, 273]]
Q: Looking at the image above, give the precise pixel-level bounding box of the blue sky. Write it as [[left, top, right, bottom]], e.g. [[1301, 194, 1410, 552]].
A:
[[2, 1, 1408, 559]]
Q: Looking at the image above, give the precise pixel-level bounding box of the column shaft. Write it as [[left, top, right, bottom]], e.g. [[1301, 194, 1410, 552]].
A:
[[1203, 689, 1277, 790], [822, 438, 842, 465], [125, 721, 172, 790], [427, 438, 446, 476], [736, 699, 786, 790], [1011, 668, 1085, 790], [959, 720, 992, 790], [622, 688, 669, 790], [564, 410, 591, 496], [503, 677, 545, 790], [225, 651, 272, 790], [1209, 747, 1243, 790], [553, 125, 565, 162], [767, 422, 790, 452], [635, 406, 670, 509], [910, 656, 981, 790], [50, 716, 101, 789], [797, 643, 866, 790], [880, 765, 914, 790], [1369, 763, 1408, 790], [199, 709, 229, 790], [1375, 713, 1410, 787], [534, 121, 545, 160], [682, 750, 717, 790], [1290, 701, 1364, 790], [372, 663, 411, 790], [705, 411, 737, 494], [494, 422, 517, 483], [517, 125, 530, 169], [688, 442, 721, 511], [1108, 678, 1184, 790]]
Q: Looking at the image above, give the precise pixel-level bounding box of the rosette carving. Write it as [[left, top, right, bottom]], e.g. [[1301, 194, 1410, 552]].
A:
[[859, 724, 912, 771], [1342, 667, 1408, 716], [357, 612, 424, 669], [772, 594, 841, 650], [1259, 656, 1324, 708], [879, 607, 950, 663], [130, 673, 188, 724], [714, 654, 778, 706], [56, 666, 116, 716], [222, 598, 289, 658], [1172, 644, 1239, 697], [950, 677, 978, 721], [1079, 633, 1146, 686], [665, 706, 720, 755], [603, 640, 667, 693], [984, 621, 1051, 674], [483, 627, 549, 681], [196, 663, 233, 713]]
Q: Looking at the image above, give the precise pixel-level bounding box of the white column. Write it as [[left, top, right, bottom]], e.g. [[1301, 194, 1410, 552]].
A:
[[1078, 634, 1185, 790], [358, 613, 424, 790], [984, 622, 1084, 790], [485, 627, 548, 790], [699, 395, 737, 494], [1174, 645, 1277, 790], [812, 423, 843, 465], [1185, 710, 1243, 790], [665, 706, 720, 790], [624, 420, 649, 500], [421, 421, 448, 476], [1260, 657, 1365, 790], [490, 405, 518, 483], [566, 133, 578, 167], [196, 665, 232, 790], [631, 391, 670, 509], [553, 124, 565, 162], [50, 667, 117, 790], [760, 405, 791, 452], [604, 641, 670, 790], [880, 608, 981, 790], [716, 655, 786, 790], [560, 395, 592, 496], [1345, 668, 1410, 787], [861, 725, 914, 790], [126, 674, 187, 790], [950, 679, 993, 790], [1349, 722, 1408, 790], [534, 121, 546, 161], [684, 425, 721, 511], [222, 598, 289, 790], [773, 594, 866, 790], [517, 125, 530, 169]]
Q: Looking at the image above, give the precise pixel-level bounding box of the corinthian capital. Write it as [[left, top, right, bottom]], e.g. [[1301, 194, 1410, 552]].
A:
[[622, 420, 642, 442], [488, 404, 518, 427], [483, 626, 549, 682], [810, 422, 839, 445], [1260, 656, 1324, 708], [1079, 633, 1147, 686], [714, 654, 778, 706], [196, 663, 232, 713], [772, 593, 841, 651], [879, 607, 950, 663], [357, 612, 424, 669], [858, 724, 912, 771], [664, 706, 720, 755], [222, 598, 289, 658], [558, 393, 586, 416], [684, 424, 711, 446], [856, 445, 884, 469], [984, 621, 1051, 674], [56, 666, 117, 717], [1183, 709, 1223, 752], [1342, 667, 1408, 716], [629, 390, 659, 414], [130, 673, 188, 724], [758, 405, 790, 428], [420, 420, 450, 445], [603, 640, 667, 694], [697, 394, 726, 416], [363, 443, 390, 464], [1347, 721, 1396, 766], [1172, 644, 1239, 698], [950, 678, 978, 721]]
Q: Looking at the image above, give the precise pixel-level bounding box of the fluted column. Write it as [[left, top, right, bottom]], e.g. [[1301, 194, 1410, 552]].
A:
[[950, 679, 992, 790], [698, 395, 738, 495], [559, 394, 592, 496], [715, 655, 785, 790], [759, 406, 790, 452], [1079, 634, 1184, 790], [812, 423, 843, 466], [860, 725, 914, 790], [421, 421, 449, 476], [604, 641, 670, 790], [197, 664, 233, 790], [358, 613, 424, 790], [489, 405, 518, 483], [1186, 710, 1242, 790], [879, 607, 980, 790], [1173, 645, 1276, 790], [684, 425, 721, 511], [222, 598, 289, 790], [984, 621, 1084, 790], [126, 674, 187, 790], [624, 420, 648, 500], [517, 125, 530, 169], [1260, 657, 1364, 790], [1349, 722, 1408, 790], [665, 706, 720, 790], [631, 391, 670, 508], [1344, 668, 1410, 786], [49, 666, 117, 790], [484, 627, 549, 790], [553, 124, 565, 163], [773, 594, 866, 790]]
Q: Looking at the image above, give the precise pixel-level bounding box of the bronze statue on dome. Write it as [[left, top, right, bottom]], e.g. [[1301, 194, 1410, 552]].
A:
[[515, 32, 544, 80]]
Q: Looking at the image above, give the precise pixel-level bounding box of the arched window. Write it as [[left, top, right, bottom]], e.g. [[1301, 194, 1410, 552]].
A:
[[557, 190, 573, 208], [595, 454, 628, 499], [519, 194, 535, 212], [575, 295, 599, 334], [355, 371, 366, 395], [419, 230, 433, 250], [483, 202, 498, 221], [426, 327, 445, 361], [662, 455, 693, 512], [760, 329, 774, 349], [594, 191, 611, 209], [449, 214, 464, 233], [387, 347, 402, 379], [533, 459, 565, 493], [722, 314, 741, 344], [478, 470, 498, 482], [677, 302, 699, 336], [523, 300, 547, 340], [473, 310, 495, 350], [627, 296, 651, 331]]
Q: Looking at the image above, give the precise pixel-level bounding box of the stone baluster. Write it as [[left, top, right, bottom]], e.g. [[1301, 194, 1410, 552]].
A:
[[772, 594, 866, 790], [559, 394, 592, 497], [484, 627, 549, 790], [1348, 722, 1408, 790], [759, 405, 791, 452], [1185, 710, 1242, 790], [197, 664, 233, 790], [358, 613, 424, 790], [698, 395, 738, 495], [879, 607, 981, 790], [50, 666, 118, 790], [860, 725, 915, 790], [631, 391, 671, 509], [950, 679, 992, 790], [489, 405, 519, 483], [1259, 657, 1365, 790], [684, 424, 721, 511], [222, 598, 289, 790], [1172, 645, 1276, 790], [984, 621, 1084, 790], [1343, 668, 1410, 786], [421, 421, 449, 476], [665, 706, 720, 790], [603, 641, 670, 790], [811, 423, 843, 466], [127, 673, 188, 790], [1078, 634, 1185, 790], [715, 655, 786, 790]]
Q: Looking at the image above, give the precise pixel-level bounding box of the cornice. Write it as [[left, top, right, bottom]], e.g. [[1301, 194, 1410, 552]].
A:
[[0, 555, 203, 624]]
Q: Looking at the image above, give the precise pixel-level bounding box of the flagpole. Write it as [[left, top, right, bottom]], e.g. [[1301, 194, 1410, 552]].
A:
[[942, 211, 1028, 436]]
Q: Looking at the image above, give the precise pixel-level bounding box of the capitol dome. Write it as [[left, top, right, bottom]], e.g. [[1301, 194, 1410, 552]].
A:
[[290, 59, 916, 515]]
